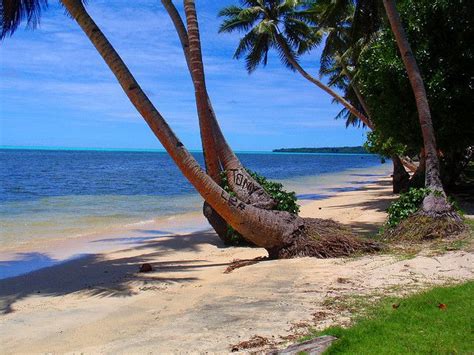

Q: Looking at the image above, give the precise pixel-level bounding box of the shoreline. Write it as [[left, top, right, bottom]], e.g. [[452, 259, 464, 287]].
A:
[[0, 163, 391, 279], [1, 173, 473, 353]]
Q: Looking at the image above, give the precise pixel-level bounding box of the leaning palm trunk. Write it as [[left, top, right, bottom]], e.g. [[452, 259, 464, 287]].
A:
[[382, 0, 458, 217], [274, 34, 372, 129], [167, 0, 277, 243], [61, 0, 379, 258], [181, 0, 275, 209], [340, 64, 374, 129], [163, 0, 275, 209], [162, 0, 276, 244]]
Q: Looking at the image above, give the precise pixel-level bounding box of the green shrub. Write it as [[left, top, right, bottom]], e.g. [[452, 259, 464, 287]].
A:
[[387, 188, 430, 228], [220, 169, 300, 245]]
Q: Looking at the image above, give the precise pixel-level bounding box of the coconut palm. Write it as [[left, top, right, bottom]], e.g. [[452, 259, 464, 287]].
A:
[[218, 0, 372, 127], [381, 0, 458, 216], [1, 0, 379, 258], [162, 0, 279, 243]]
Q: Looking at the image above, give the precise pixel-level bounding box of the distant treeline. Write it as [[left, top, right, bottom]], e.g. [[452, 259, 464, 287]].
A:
[[273, 146, 369, 154]]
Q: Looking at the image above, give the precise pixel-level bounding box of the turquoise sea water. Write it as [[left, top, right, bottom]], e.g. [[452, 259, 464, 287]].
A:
[[0, 148, 389, 248]]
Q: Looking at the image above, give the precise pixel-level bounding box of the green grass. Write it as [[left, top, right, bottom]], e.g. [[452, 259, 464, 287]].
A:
[[304, 282, 474, 354], [466, 218, 474, 231]]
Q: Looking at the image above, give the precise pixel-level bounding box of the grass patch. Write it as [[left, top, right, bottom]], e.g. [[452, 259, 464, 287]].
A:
[[304, 282, 474, 354], [465, 218, 474, 231]]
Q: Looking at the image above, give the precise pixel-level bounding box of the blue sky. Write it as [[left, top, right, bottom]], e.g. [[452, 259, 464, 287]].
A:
[[0, 0, 368, 151]]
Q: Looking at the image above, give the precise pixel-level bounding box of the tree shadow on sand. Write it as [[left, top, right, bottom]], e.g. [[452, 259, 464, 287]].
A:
[[0, 229, 233, 315]]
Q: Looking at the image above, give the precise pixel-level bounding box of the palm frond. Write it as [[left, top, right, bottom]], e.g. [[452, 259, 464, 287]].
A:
[[245, 30, 272, 72], [1, 0, 48, 39], [352, 0, 382, 43], [233, 29, 258, 59], [283, 16, 321, 54], [218, 5, 262, 33]]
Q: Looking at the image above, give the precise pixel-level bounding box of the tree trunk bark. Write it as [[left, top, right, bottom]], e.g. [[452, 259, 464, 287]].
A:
[[61, 0, 379, 258], [382, 0, 454, 216], [181, 0, 275, 208], [162, 0, 276, 244], [182, 0, 221, 183]]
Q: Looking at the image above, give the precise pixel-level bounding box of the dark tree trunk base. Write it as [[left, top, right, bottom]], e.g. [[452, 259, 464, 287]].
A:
[[267, 218, 382, 259], [203, 202, 233, 244], [205, 204, 382, 259], [422, 193, 462, 221], [392, 156, 410, 193]]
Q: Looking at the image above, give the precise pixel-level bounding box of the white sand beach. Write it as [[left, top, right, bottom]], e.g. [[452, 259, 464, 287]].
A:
[[1, 175, 473, 354]]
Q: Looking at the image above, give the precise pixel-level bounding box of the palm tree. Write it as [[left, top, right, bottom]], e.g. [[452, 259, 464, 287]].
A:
[[381, 0, 459, 216], [162, 0, 278, 243], [162, 0, 276, 209], [1, 0, 378, 258], [218, 0, 372, 128]]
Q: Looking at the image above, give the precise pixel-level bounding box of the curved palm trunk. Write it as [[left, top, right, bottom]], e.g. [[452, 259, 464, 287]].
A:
[[181, 0, 221, 183], [163, 0, 276, 244], [165, 0, 276, 209], [341, 65, 374, 129], [161, 0, 229, 242], [274, 35, 372, 129], [382, 0, 454, 215]]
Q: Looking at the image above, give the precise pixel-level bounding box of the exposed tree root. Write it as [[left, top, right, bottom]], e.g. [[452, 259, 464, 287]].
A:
[[269, 218, 383, 259], [383, 213, 467, 242]]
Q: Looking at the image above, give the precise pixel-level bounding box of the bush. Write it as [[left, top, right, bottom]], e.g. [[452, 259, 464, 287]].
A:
[[220, 169, 300, 245], [386, 188, 430, 228]]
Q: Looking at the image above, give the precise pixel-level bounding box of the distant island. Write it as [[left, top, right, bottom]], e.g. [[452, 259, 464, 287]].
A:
[[273, 146, 369, 154]]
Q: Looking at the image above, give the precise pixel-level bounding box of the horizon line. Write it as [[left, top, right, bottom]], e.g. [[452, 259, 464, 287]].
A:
[[0, 145, 372, 155], [0, 145, 269, 154]]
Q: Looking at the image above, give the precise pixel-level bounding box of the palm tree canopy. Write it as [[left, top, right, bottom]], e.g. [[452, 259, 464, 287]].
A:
[[307, 0, 382, 127], [1, 0, 49, 39], [218, 0, 322, 72]]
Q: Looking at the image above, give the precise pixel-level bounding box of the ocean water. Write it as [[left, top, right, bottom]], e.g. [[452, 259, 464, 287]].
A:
[[0, 148, 389, 248]]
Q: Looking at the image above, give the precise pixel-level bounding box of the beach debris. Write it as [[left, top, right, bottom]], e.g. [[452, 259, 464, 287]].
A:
[[336, 277, 351, 284], [139, 263, 153, 273], [268, 335, 337, 354], [224, 256, 267, 274], [230, 335, 271, 352], [312, 311, 329, 321], [392, 303, 401, 309], [438, 303, 447, 310]]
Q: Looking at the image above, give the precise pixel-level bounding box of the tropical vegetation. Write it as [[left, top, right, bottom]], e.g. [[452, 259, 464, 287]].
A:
[[220, 0, 470, 237]]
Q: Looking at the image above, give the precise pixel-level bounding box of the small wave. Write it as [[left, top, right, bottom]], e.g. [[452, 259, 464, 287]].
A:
[[124, 219, 155, 227]]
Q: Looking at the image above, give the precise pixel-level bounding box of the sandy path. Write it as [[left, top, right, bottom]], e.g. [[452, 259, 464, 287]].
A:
[[1, 177, 473, 354]]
